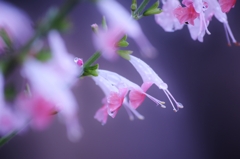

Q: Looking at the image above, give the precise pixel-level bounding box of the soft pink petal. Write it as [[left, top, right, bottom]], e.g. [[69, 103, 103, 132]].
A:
[[219, 0, 236, 13], [108, 88, 128, 112], [129, 82, 153, 109], [94, 104, 108, 125], [174, 5, 199, 25]]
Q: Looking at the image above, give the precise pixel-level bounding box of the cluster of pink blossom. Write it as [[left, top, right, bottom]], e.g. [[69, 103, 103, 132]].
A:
[[0, 0, 237, 144], [155, 0, 237, 45], [0, 2, 83, 142]]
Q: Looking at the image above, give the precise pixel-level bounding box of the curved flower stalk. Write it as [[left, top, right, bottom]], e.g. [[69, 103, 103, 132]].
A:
[[0, 1, 33, 52], [92, 69, 165, 124], [20, 31, 83, 142], [129, 55, 183, 112], [96, 0, 156, 58], [155, 0, 184, 32]]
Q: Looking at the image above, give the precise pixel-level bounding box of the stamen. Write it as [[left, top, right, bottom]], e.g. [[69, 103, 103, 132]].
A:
[[143, 92, 166, 108], [224, 24, 231, 46], [165, 89, 184, 109], [224, 22, 239, 46], [163, 90, 178, 112]]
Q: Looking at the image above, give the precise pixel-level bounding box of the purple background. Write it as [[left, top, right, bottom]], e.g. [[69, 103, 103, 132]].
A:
[[1, 0, 240, 159]]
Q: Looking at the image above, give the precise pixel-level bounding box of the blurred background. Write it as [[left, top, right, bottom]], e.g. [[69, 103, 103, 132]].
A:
[[1, 0, 240, 159]]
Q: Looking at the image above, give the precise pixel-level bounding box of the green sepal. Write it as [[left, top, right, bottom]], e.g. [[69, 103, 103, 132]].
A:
[[4, 84, 17, 101], [143, 0, 162, 16], [143, 8, 162, 16], [121, 34, 128, 41], [82, 64, 99, 77], [118, 35, 129, 47], [117, 41, 129, 47], [117, 50, 133, 60], [35, 50, 52, 62], [131, 0, 137, 12], [0, 131, 17, 147], [0, 29, 12, 50]]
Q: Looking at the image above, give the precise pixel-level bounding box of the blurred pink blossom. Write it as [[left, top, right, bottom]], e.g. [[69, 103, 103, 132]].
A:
[[96, 0, 156, 58], [93, 25, 123, 61], [20, 31, 82, 141], [155, 0, 184, 32], [0, 1, 33, 52]]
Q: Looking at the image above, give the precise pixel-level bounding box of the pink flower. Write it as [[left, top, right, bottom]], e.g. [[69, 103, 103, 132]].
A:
[[0, 2, 33, 52], [219, 0, 236, 13], [174, 4, 199, 25], [155, 0, 184, 32], [17, 92, 56, 130], [204, 0, 238, 45], [94, 102, 108, 125], [20, 31, 82, 141], [93, 69, 164, 124], [96, 0, 156, 58], [129, 55, 183, 112], [172, 0, 211, 42], [93, 25, 123, 61]]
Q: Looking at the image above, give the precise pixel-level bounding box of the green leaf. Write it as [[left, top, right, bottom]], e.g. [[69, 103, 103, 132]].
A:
[[117, 50, 133, 60], [0, 131, 17, 147], [35, 50, 52, 62]]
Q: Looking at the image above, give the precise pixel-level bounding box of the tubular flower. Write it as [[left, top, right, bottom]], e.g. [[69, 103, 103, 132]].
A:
[[92, 69, 164, 124], [219, 0, 236, 13], [0, 1, 33, 52], [167, 0, 238, 44], [204, 0, 239, 45], [129, 55, 183, 112], [155, 0, 184, 32], [17, 92, 56, 130], [96, 0, 156, 58], [20, 31, 82, 141]]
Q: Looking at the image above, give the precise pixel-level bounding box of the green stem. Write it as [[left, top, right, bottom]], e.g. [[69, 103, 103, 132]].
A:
[[19, 0, 82, 62], [84, 52, 101, 68], [0, 132, 17, 147], [134, 0, 150, 15]]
